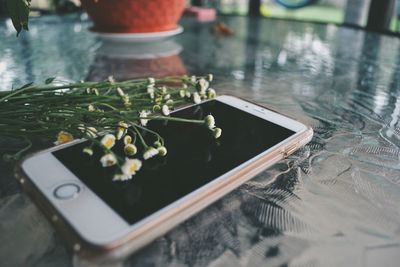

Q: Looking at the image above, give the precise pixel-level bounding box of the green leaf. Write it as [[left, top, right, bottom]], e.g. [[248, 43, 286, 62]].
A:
[[45, 77, 56, 84], [6, 0, 31, 36]]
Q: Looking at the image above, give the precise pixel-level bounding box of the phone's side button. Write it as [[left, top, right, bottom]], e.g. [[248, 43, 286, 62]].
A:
[[53, 183, 80, 200]]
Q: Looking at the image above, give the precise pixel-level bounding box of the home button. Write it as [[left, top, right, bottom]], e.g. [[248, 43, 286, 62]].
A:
[[54, 183, 80, 200]]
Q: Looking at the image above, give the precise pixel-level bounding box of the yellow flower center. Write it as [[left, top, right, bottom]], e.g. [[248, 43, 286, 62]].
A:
[[57, 131, 73, 144]]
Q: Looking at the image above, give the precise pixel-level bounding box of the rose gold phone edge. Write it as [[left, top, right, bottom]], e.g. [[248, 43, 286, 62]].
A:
[[15, 95, 313, 262]]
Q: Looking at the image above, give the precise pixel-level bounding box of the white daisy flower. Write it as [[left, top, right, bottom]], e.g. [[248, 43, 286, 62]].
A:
[[148, 77, 155, 85], [162, 104, 170, 116], [143, 146, 159, 160], [139, 110, 151, 126], [107, 76, 115, 84], [121, 158, 142, 176], [147, 85, 154, 94], [193, 92, 201, 104], [164, 94, 171, 100], [55, 131, 74, 145], [207, 74, 213, 82], [161, 86, 167, 94], [197, 78, 209, 94], [101, 134, 116, 149], [100, 153, 117, 167], [179, 90, 186, 98], [185, 91, 191, 98], [204, 115, 215, 129], [124, 144, 137, 156], [190, 75, 197, 83], [88, 104, 96, 112]]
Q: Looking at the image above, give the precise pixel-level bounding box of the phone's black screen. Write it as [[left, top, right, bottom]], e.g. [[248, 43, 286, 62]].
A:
[[53, 100, 295, 225]]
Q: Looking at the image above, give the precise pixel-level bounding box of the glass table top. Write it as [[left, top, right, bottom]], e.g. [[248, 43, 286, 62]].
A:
[[1, 13, 400, 267]]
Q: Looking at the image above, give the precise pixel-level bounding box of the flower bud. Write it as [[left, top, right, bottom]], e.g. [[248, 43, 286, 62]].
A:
[[162, 104, 170, 116], [158, 146, 167, 156], [83, 147, 93, 156], [193, 92, 201, 104], [204, 115, 215, 129], [124, 144, 138, 156], [213, 127, 222, 139], [124, 135, 132, 145]]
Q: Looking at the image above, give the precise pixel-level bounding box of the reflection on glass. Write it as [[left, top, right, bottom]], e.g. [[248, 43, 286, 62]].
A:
[[86, 40, 187, 81]]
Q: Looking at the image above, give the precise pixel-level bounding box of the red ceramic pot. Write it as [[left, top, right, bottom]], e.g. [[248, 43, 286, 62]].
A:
[[81, 0, 186, 33]]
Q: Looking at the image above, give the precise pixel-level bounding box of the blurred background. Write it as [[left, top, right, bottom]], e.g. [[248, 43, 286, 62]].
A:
[[1, 0, 400, 32]]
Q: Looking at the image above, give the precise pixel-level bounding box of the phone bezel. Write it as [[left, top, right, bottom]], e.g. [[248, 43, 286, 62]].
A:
[[19, 95, 312, 250]]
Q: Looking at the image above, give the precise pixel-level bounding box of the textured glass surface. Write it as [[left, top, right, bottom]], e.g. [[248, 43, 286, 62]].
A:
[[1, 14, 400, 267]]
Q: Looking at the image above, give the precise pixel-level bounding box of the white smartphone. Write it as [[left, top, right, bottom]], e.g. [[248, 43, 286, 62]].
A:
[[16, 95, 313, 262]]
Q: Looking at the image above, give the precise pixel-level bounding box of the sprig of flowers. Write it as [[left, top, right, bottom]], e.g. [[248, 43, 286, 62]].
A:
[[0, 74, 220, 181]]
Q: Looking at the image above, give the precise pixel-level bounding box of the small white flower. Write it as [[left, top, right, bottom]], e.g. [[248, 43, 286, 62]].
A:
[[143, 146, 159, 160], [121, 158, 142, 177], [213, 127, 222, 139], [190, 75, 197, 83], [112, 173, 132, 182], [139, 110, 151, 126], [207, 88, 217, 99], [82, 147, 93, 156], [207, 74, 213, 82], [101, 134, 116, 149], [116, 121, 128, 140], [204, 115, 215, 129], [164, 94, 171, 100], [108, 76, 115, 84], [149, 92, 155, 99], [197, 78, 209, 94], [162, 104, 170, 116], [88, 104, 96, 112], [193, 92, 201, 104], [147, 85, 154, 94], [148, 77, 155, 85], [185, 91, 191, 98], [179, 90, 186, 98], [166, 99, 174, 106], [158, 146, 167, 156], [124, 143, 138, 156], [55, 131, 74, 145], [161, 86, 167, 94], [100, 153, 117, 167], [123, 135, 132, 145]]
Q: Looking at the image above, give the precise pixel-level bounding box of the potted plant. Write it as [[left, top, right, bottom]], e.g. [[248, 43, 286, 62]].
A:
[[81, 0, 186, 33], [6, 0, 186, 35]]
